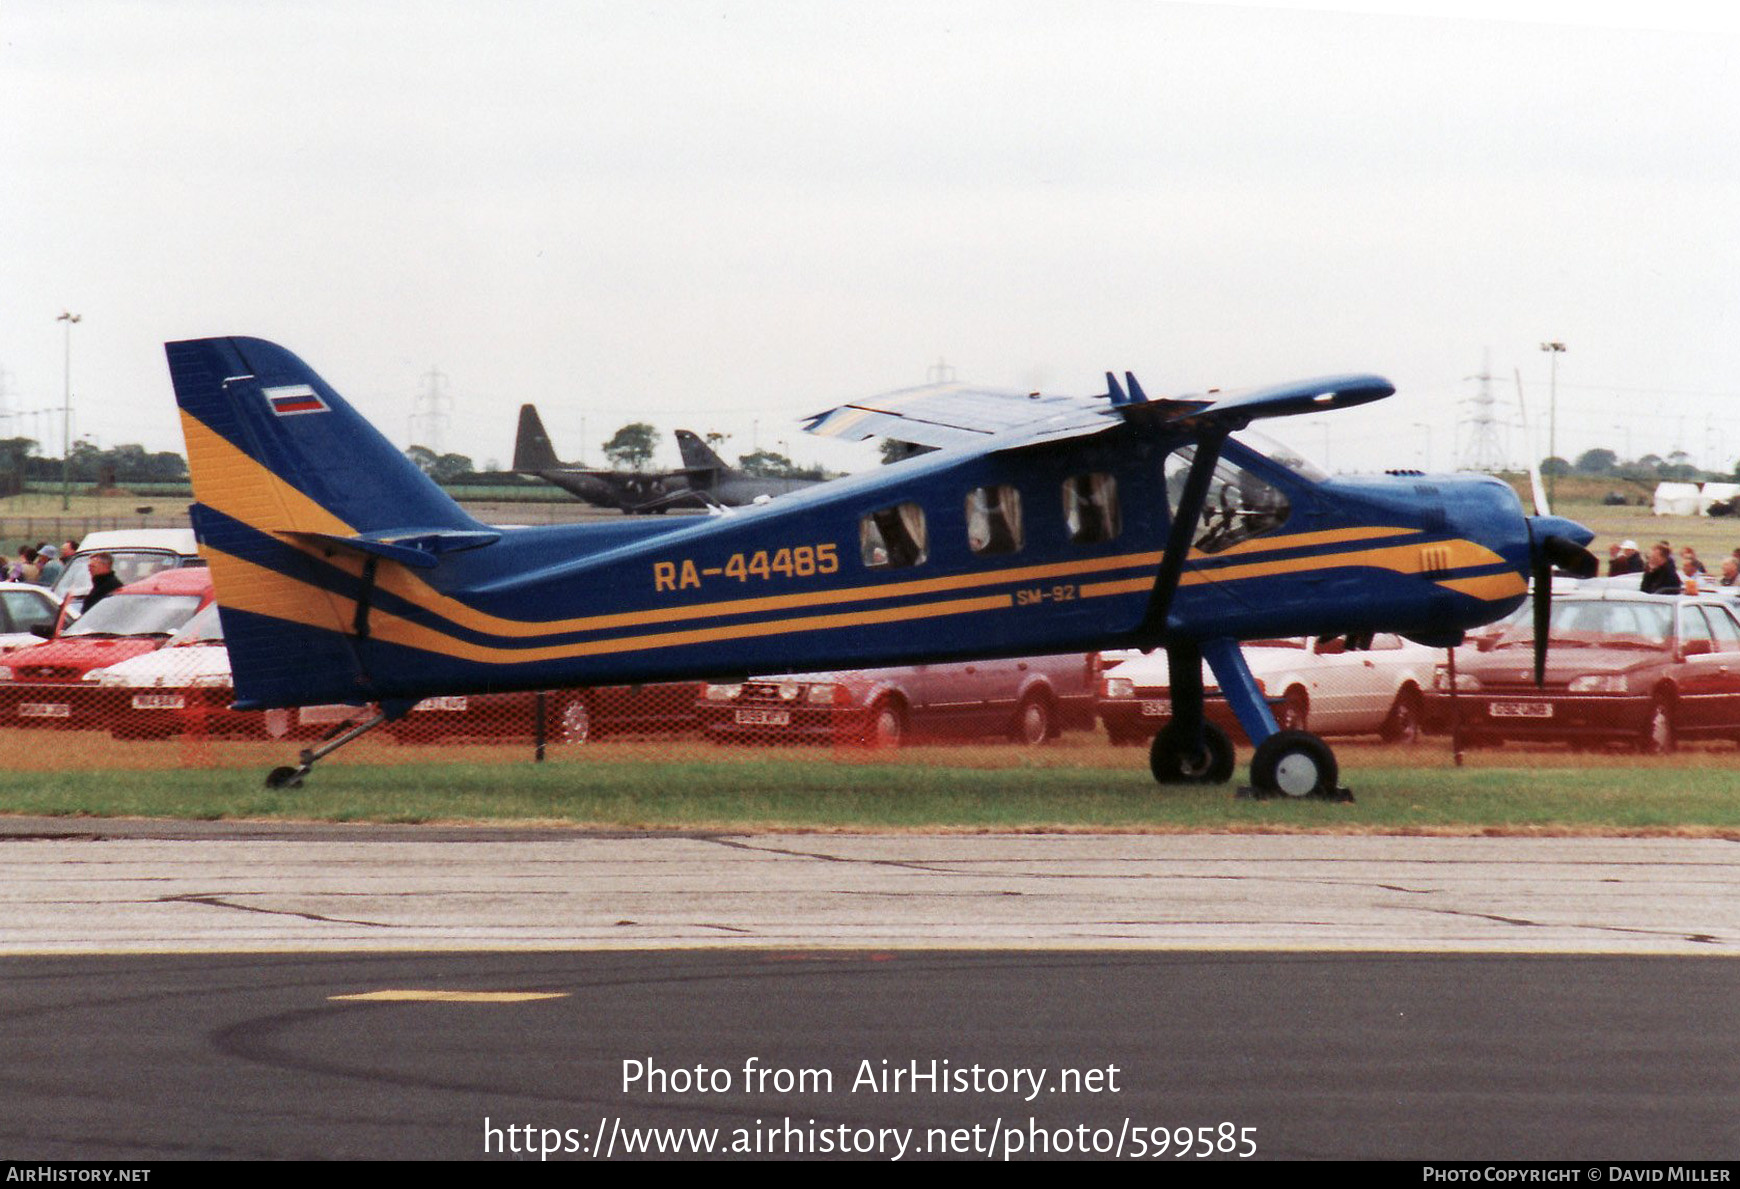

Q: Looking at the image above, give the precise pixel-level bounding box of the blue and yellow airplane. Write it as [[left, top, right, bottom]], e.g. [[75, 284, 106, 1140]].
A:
[[167, 336, 1595, 795]]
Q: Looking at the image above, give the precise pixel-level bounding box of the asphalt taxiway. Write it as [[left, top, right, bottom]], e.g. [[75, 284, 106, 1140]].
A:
[[1, 819, 1735, 1160]]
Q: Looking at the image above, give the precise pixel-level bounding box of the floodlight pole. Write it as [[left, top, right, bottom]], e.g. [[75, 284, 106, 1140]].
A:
[[57, 311, 81, 512]]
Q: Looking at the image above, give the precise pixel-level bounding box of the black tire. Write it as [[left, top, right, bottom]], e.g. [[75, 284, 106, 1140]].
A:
[[1277, 687, 1309, 732], [1642, 696, 1675, 755], [1379, 688, 1422, 744], [559, 694, 594, 744], [1011, 694, 1054, 745], [264, 766, 304, 790], [1149, 721, 1236, 785], [1250, 730, 1339, 798], [864, 699, 905, 748]]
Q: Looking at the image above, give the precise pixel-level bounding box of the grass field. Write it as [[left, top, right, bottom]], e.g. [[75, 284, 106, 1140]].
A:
[[4, 734, 1738, 834]]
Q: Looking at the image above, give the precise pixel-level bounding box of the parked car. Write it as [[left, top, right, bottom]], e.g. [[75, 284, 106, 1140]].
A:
[[1097, 634, 1438, 744], [51, 529, 203, 606], [0, 582, 60, 654], [0, 567, 215, 728], [84, 602, 361, 739], [1426, 589, 1740, 752], [698, 654, 1100, 746], [388, 683, 703, 743]]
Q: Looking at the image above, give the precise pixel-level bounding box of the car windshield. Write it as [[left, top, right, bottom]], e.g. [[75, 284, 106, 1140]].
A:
[[64, 593, 204, 639], [165, 602, 224, 646], [53, 550, 185, 600], [1493, 599, 1673, 648]]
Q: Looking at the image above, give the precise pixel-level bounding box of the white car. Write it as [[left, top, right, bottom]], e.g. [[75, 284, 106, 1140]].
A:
[[84, 603, 359, 739], [1098, 634, 1440, 743], [0, 582, 60, 654]]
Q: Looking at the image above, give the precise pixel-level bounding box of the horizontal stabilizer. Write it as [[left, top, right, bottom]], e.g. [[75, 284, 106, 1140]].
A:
[[277, 528, 502, 570]]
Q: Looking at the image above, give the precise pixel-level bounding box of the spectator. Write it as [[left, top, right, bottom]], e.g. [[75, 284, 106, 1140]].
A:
[[83, 553, 122, 613], [1640, 543, 1683, 595], [1681, 547, 1706, 577], [1609, 540, 1643, 576], [34, 545, 62, 588]]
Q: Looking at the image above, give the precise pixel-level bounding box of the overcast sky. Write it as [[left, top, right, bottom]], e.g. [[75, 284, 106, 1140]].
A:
[[4, 1, 1738, 479]]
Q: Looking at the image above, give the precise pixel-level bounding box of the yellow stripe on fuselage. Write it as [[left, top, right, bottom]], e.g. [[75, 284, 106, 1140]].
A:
[[1180, 538, 1507, 586]]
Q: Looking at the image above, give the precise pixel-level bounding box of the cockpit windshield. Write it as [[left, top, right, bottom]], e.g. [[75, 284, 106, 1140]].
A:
[[1231, 428, 1329, 482]]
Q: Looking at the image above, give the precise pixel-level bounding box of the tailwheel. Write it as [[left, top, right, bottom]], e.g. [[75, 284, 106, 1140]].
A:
[[1246, 730, 1349, 801], [1149, 721, 1236, 785], [261, 710, 390, 789]]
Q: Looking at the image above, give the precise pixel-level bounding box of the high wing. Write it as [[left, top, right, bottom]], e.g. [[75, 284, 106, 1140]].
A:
[[804, 374, 1395, 452], [803, 383, 1114, 451]]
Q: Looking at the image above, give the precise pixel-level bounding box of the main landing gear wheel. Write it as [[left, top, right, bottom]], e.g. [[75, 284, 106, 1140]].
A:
[[1149, 721, 1236, 785], [1247, 730, 1346, 800]]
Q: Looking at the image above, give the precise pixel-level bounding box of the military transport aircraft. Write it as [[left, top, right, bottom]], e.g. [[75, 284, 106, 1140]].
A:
[[513, 404, 818, 512], [167, 337, 1595, 795]]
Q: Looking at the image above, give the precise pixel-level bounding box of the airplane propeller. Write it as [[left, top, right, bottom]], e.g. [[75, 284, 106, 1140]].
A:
[[1525, 516, 1599, 685]]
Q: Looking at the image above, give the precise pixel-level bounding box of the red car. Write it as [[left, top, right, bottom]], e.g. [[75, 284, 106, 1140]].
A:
[[1426, 590, 1740, 752], [697, 654, 1100, 746], [0, 568, 215, 728]]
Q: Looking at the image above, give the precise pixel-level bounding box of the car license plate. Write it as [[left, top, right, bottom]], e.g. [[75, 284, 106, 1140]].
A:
[[1491, 702, 1553, 718], [19, 703, 70, 718], [735, 709, 791, 726], [131, 694, 185, 710], [415, 696, 469, 712], [1139, 699, 1171, 717]]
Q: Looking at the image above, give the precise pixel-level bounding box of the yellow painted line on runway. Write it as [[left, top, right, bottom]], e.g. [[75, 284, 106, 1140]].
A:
[[329, 989, 570, 1002]]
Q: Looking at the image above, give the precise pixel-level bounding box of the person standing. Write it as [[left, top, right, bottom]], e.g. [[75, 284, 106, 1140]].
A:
[[82, 553, 122, 612]]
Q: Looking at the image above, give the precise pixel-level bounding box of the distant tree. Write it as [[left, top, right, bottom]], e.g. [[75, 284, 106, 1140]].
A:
[[737, 449, 798, 478], [405, 445, 439, 475], [1574, 448, 1618, 475], [430, 453, 476, 484], [1540, 456, 1571, 477], [1662, 451, 1700, 482], [603, 423, 659, 471]]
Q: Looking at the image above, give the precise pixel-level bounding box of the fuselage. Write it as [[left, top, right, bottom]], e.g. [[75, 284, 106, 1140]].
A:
[[215, 421, 1537, 709]]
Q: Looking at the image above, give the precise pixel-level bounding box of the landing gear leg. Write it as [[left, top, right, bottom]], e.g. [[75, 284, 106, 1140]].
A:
[[1148, 642, 1236, 785], [1200, 638, 1351, 801], [265, 709, 392, 789]]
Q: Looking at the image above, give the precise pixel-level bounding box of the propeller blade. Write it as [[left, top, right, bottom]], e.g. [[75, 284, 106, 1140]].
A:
[[1532, 552, 1551, 687], [1514, 368, 1553, 516], [1525, 519, 1599, 685], [1542, 534, 1599, 578]]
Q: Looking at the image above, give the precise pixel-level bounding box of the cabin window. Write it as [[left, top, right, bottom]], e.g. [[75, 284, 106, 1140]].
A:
[[1062, 473, 1120, 544], [860, 502, 929, 569], [965, 485, 1023, 555], [1164, 447, 1290, 554]]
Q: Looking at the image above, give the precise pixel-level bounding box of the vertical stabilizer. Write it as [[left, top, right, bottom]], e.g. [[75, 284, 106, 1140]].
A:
[[674, 429, 729, 473], [166, 336, 486, 708], [514, 404, 564, 471]]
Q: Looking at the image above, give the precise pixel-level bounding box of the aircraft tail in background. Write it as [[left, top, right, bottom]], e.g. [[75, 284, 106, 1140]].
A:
[[514, 403, 565, 471], [674, 429, 729, 473]]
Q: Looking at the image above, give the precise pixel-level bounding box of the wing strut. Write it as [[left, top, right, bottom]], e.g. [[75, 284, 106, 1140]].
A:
[[1137, 426, 1230, 645]]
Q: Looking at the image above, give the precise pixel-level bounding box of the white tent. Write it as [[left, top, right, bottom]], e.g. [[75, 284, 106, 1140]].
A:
[[1653, 482, 1704, 516]]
